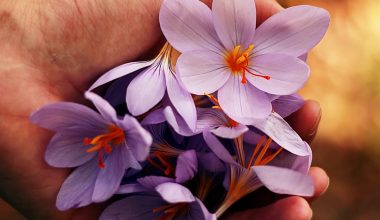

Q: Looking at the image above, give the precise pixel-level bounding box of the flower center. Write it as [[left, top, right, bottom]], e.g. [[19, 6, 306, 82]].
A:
[[225, 45, 271, 84], [83, 124, 125, 168]]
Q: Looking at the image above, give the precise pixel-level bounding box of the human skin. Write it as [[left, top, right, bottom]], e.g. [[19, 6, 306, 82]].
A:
[[0, 0, 328, 219]]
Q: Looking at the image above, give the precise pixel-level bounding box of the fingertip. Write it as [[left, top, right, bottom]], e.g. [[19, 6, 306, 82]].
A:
[[308, 167, 330, 201], [277, 197, 313, 220]]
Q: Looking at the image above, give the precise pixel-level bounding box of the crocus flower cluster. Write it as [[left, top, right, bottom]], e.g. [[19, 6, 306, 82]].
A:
[[30, 0, 329, 219]]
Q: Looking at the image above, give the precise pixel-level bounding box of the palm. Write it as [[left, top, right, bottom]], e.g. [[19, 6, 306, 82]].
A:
[[0, 0, 326, 220]]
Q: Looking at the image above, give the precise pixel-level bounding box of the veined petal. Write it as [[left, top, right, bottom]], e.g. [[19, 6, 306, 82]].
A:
[[126, 63, 166, 116], [163, 106, 197, 136], [155, 182, 195, 203], [165, 68, 197, 131], [211, 125, 248, 139], [247, 54, 310, 95], [212, 0, 256, 50], [92, 146, 127, 202], [159, 0, 223, 53], [118, 115, 152, 161], [177, 50, 230, 95], [272, 94, 304, 118], [141, 108, 166, 125], [100, 195, 165, 220], [203, 130, 237, 165], [175, 150, 198, 183], [85, 92, 117, 122], [89, 61, 153, 90], [45, 132, 95, 168], [56, 159, 98, 211], [218, 76, 271, 124], [253, 6, 330, 57], [196, 108, 228, 131], [253, 112, 309, 156], [253, 165, 314, 196], [30, 102, 107, 131]]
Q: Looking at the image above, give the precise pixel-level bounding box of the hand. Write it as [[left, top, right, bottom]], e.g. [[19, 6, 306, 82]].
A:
[[0, 0, 328, 219]]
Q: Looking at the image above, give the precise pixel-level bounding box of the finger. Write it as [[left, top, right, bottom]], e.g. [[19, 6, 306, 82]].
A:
[[255, 0, 283, 25], [226, 196, 312, 220], [286, 100, 322, 143], [307, 167, 329, 202]]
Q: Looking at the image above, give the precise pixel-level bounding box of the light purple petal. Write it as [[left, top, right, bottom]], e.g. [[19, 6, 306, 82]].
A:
[[203, 130, 237, 165], [247, 54, 310, 95], [92, 146, 127, 202], [189, 198, 217, 220], [272, 94, 304, 118], [289, 142, 312, 174], [198, 152, 225, 173], [137, 176, 175, 190], [100, 195, 165, 220], [253, 165, 314, 196], [45, 132, 95, 168], [164, 106, 196, 136], [176, 150, 198, 183], [155, 182, 195, 203], [253, 6, 330, 57], [30, 102, 107, 131], [166, 69, 197, 131], [218, 76, 272, 124], [116, 184, 146, 194], [159, 0, 223, 53], [253, 112, 309, 156], [89, 61, 153, 90], [211, 125, 249, 139], [85, 92, 117, 122], [196, 108, 228, 131], [212, 0, 256, 49], [299, 53, 308, 62], [126, 64, 166, 116], [118, 115, 152, 161], [177, 50, 230, 95], [141, 108, 166, 125], [56, 159, 98, 211]]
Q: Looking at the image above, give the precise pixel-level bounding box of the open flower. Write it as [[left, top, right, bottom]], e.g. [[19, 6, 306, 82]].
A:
[[160, 0, 329, 123], [30, 92, 152, 210], [89, 43, 197, 131], [100, 182, 216, 220]]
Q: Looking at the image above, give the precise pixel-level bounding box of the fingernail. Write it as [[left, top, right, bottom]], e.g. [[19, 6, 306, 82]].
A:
[[306, 109, 322, 142]]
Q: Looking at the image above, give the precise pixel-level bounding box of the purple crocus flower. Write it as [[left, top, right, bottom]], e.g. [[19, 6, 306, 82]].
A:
[[100, 182, 216, 220], [160, 0, 329, 123], [30, 92, 152, 210], [89, 43, 197, 131]]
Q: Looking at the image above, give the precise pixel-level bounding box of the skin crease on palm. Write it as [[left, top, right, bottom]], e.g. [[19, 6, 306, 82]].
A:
[[0, 0, 329, 219]]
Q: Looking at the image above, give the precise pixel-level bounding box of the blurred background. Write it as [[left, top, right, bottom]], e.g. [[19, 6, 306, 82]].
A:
[[1, 0, 379, 219]]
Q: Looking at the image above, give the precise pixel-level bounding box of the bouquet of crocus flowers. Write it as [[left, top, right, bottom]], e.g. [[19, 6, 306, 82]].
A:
[[30, 0, 329, 219]]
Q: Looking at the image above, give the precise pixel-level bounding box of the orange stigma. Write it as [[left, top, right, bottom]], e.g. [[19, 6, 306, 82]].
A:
[[246, 136, 283, 168], [205, 93, 239, 127], [83, 124, 125, 168], [147, 152, 175, 176], [225, 45, 271, 84]]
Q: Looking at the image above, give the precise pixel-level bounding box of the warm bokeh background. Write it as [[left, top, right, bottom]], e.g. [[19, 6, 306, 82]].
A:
[[1, 0, 380, 219], [279, 0, 380, 219]]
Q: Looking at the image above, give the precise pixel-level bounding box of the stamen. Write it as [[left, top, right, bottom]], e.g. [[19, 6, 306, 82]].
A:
[[148, 152, 175, 176], [83, 124, 125, 168], [246, 136, 266, 168], [254, 137, 272, 166]]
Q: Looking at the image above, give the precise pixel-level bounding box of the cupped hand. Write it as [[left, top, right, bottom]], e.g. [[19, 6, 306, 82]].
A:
[[0, 0, 328, 219]]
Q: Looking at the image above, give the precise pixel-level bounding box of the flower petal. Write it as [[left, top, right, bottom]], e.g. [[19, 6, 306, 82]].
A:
[[126, 64, 166, 116], [45, 132, 95, 168], [85, 92, 117, 122], [155, 182, 195, 203], [196, 108, 228, 131], [203, 130, 237, 165], [247, 54, 309, 95], [141, 108, 166, 125], [92, 146, 127, 202], [218, 76, 271, 123], [89, 61, 153, 90], [166, 69, 197, 131], [116, 184, 146, 194], [212, 0, 256, 49], [175, 150, 198, 183], [272, 94, 304, 118], [189, 198, 217, 220], [253, 6, 330, 57], [100, 195, 165, 220], [163, 106, 196, 136], [30, 102, 107, 131], [137, 176, 175, 190], [253, 165, 314, 196], [253, 112, 309, 156], [211, 125, 249, 139], [177, 50, 230, 95], [198, 152, 225, 173], [56, 159, 98, 211], [118, 115, 152, 161], [159, 0, 223, 53]]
